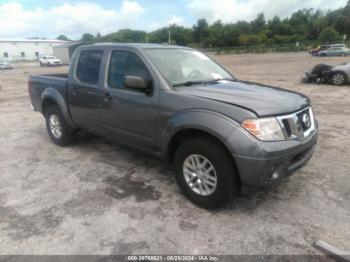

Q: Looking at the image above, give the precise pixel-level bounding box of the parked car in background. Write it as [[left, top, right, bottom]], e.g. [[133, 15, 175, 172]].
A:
[[318, 46, 350, 57], [310, 45, 330, 56], [0, 59, 14, 70], [310, 44, 346, 56], [28, 44, 318, 209], [39, 56, 62, 66]]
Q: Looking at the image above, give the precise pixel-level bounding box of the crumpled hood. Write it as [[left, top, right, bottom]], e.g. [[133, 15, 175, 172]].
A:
[[332, 62, 350, 72], [176, 80, 310, 116]]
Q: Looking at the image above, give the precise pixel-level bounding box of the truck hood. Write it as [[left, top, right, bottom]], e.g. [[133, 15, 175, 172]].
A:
[[176, 80, 310, 116]]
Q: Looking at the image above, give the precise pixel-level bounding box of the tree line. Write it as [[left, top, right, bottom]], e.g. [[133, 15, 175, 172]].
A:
[[57, 0, 350, 48]]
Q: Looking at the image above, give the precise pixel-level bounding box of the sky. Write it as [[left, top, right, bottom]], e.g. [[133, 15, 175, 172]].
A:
[[0, 0, 348, 40]]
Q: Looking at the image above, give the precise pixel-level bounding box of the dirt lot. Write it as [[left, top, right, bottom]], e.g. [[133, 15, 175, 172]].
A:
[[0, 53, 349, 255]]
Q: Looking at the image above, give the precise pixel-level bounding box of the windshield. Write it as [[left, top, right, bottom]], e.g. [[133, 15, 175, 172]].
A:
[[144, 48, 234, 87], [47, 56, 56, 59]]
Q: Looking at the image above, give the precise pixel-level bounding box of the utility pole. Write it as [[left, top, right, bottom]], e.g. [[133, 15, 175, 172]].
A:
[[168, 25, 171, 45], [146, 32, 148, 43], [201, 32, 203, 49]]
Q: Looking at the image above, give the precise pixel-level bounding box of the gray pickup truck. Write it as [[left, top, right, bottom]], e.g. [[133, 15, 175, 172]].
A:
[[29, 43, 318, 209]]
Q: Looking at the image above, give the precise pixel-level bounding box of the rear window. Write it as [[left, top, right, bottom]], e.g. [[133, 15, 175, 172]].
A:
[[76, 50, 103, 85]]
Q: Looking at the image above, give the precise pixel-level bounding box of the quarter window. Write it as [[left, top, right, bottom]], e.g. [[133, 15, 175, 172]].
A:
[[108, 51, 151, 89], [76, 50, 103, 85]]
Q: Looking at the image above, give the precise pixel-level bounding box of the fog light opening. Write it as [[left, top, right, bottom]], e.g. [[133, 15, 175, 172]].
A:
[[271, 170, 280, 180]]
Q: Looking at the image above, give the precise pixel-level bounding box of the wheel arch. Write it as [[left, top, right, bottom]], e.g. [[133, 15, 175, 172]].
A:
[[332, 70, 348, 85], [41, 87, 77, 130], [162, 109, 243, 180], [166, 127, 242, 186]]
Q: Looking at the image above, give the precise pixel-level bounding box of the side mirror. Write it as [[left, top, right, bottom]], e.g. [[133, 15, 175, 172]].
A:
[[124, 76, 148, 91]]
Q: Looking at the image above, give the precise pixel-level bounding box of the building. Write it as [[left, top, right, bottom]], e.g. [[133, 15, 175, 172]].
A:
[[53, 41, 86, 64], [0, 39, 69, 61]]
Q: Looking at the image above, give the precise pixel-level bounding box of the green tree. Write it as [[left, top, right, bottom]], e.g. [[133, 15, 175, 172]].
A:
[[66, 0, 350, 49], [251, 13, 266, 33], [57, 35, 70, 41], [334, 1, 350, 37], [81, 33, 94, 42], [148, 25, 192, 45], [192, 19, 209, 47], [318, 26, 341, 42]]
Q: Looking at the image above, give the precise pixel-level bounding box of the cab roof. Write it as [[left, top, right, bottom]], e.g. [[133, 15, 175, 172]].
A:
[[90, 43, 192, 50]]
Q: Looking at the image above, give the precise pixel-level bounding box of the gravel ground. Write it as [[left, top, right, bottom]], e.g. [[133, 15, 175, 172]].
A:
[[0, 53, 349, 255]]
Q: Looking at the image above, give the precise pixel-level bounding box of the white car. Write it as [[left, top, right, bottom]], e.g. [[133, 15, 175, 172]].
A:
[[39, 56, 62, 67], [0, 59, 14, 70]]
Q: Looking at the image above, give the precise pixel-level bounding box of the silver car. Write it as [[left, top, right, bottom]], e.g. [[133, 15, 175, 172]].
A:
[[318, 47, 350, 57], [0, 59, 14, 70], [331, 62, 350, 85]]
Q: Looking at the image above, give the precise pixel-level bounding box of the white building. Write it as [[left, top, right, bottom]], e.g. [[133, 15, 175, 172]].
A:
[[0, 39, 69, 61]]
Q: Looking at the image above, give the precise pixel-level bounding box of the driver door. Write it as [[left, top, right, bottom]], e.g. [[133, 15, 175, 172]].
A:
[[100, 50, 159, 152]]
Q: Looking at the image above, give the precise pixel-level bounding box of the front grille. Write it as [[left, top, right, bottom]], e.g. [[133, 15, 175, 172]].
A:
[[282, 119, 292, 137], [296, 109, 311, 132], [277, 107, 315, 140]]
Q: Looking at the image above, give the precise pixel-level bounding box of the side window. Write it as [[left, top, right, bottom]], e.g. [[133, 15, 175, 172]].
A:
[[76, 50, 103, 85], [108, 51, 151, 89]]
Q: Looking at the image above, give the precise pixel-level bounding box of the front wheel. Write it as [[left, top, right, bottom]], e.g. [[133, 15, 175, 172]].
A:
[[332, 72, 347, 86], [173, 137, 240, 209], [45, 106, 75, 146]]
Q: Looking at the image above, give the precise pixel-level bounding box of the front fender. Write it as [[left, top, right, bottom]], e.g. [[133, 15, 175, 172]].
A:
[[41, 87, 76, 129], [161, 109, 240, 155]]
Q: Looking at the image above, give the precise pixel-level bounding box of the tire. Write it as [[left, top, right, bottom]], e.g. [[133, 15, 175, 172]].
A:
[[332, 72, 347, 86], [173, 136, 240, 209], [40, 62, 43, 67], [45, 106, 75, 146]]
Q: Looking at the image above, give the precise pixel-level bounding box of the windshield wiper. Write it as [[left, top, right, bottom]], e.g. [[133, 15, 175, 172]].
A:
[[172, 80, 206, 87], [173, 78, 237, 87], [172, 78, 235, 88]]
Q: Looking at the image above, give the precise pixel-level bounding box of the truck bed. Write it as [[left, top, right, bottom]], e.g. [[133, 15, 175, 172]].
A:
[[28, 74, 68, 114]]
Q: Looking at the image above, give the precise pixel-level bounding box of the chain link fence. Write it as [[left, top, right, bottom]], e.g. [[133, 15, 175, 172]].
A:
[[201, 40, 350, 54]]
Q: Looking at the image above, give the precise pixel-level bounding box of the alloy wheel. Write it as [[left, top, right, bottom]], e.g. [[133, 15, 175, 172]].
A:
[[49, 114, 62, 139], [183, 154, 217, 196], [332, 73, 345, 85]]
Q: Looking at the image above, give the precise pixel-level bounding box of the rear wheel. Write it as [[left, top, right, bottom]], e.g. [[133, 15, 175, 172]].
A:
[[332, 72, 347, 86], [173, 137, 240, 209], [45, 106, 75, 146]]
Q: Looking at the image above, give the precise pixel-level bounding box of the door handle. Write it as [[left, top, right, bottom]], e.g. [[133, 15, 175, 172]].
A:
[[71, 86, 79, 95], [104, 93, 113, 102]]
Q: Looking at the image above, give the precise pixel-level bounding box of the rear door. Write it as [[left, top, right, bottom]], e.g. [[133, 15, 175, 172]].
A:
[[67, 49, 105, 131], [100, 49, 159, 151], [329, 48, 341, 56]]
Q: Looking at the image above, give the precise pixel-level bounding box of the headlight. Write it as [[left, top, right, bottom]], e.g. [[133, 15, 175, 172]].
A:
[[241, 117, 285, 141]]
